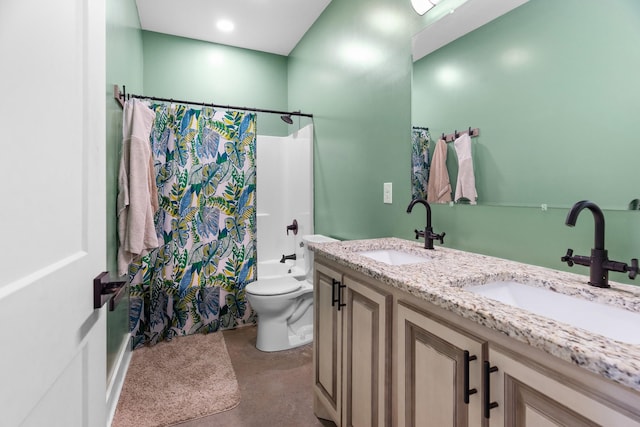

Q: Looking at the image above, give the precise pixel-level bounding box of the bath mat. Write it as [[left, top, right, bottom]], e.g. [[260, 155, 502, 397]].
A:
[[112, 332, 241, 427]]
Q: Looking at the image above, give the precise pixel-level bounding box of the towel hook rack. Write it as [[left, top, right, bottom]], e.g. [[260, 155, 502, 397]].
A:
[[443, 127, 480, 143]]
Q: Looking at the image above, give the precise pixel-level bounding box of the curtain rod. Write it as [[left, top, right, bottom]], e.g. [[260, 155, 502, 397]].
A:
[[114, 84, 313, 118]]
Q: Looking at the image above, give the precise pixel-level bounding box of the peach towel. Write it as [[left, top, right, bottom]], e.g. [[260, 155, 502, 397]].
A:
[[427, 139, 452, 204]]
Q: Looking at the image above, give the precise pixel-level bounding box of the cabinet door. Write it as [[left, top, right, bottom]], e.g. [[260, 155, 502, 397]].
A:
[[313, 263, 343, 424], [487, 347, 640, 427], [397, 302, 484, 427], [342, 275, 392, 427]]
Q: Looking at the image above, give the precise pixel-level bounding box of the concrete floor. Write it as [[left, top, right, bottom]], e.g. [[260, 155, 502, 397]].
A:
[[176, 326, 335, 427]]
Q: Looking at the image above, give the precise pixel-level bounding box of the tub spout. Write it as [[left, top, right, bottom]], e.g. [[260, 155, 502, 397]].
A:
[[280, 253, 297, 263]]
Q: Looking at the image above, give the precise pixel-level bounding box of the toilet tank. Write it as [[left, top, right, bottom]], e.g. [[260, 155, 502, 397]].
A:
[[301, 234, 339, 282]]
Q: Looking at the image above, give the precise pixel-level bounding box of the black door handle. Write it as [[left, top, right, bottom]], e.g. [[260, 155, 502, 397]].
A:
[[483, 361, 499, 418], [93, 271, 126, 311], [463, 350, 478, 404]]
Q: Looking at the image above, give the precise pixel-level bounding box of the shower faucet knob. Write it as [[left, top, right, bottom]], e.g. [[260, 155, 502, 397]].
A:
[[286, 219, 298, 235]]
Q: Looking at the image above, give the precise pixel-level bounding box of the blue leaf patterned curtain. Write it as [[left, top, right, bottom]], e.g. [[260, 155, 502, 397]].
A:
[[411, 128, 431, 200], [129, 103, 257, 349]]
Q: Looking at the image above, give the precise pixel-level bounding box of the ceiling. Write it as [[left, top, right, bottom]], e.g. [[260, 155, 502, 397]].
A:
[[135, 0, 529, 61], [135, 0, 332, 56]]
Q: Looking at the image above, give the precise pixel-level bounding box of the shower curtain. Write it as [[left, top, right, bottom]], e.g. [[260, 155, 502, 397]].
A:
[[129, 103, 257, 349], [411, 127, 431, 200]]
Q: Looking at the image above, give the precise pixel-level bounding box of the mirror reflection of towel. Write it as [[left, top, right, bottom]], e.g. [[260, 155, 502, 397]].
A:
[[453, 133, 477, 205], [427, 139, 452, 204]]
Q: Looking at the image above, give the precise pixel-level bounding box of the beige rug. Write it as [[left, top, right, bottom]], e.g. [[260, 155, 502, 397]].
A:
[[112, 332, 241, 427]]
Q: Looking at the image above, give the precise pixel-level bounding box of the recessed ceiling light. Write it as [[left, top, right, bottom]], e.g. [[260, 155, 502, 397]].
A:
[[216, 19, 235, 32]]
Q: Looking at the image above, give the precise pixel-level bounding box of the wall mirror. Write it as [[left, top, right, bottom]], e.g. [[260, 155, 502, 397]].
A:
[[410, 0, 640, 210]]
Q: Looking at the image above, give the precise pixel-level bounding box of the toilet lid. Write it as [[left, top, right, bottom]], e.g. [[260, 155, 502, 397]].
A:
[[246, 278, 303, 296]]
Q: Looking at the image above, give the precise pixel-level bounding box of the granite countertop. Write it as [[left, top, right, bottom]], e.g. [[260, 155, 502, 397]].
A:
[[310, 237, 640, 392]]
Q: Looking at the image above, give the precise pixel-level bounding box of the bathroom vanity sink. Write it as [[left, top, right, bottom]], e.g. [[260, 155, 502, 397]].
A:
[[467, 281, 640, 344], [357, 249, 430, 265]]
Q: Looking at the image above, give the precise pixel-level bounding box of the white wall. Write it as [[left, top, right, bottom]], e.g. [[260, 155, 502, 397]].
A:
[[256, 124, 313, 264]]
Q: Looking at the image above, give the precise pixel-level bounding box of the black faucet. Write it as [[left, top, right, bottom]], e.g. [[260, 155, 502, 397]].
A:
[[561, 200, 638, 288], [280, 253, 297, 263], [406, 198, 446, 250]]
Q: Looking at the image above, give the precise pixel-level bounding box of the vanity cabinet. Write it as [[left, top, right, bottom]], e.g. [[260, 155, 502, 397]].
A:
[[396, 301, 484, 427], [486, 347, 640, 426], [313, 261, 392, 427], [313, 255, 640, 427], [396, 302, 640, 427], [313, 262, 342, 424]]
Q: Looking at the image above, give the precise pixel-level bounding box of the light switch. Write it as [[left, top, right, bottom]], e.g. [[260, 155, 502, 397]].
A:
[[383, 182, 392, 204]]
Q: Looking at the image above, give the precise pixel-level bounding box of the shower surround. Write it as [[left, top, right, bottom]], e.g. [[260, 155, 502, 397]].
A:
[[256, 124, 314, 277]]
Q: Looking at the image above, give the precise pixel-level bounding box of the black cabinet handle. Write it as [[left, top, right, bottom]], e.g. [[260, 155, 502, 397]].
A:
[[331, 278, 340, 307], [463, 350, 478, 404], [483, 361, 499, 419], [337, 283, 346, 311]]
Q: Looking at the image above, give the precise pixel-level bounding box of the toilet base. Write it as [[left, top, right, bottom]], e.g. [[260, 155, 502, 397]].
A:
[[255, 305, 314, 352], [255, 323, 314, 352], [287, 324, 313, 349]]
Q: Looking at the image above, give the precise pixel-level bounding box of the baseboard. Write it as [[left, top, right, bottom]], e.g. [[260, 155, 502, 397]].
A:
[[106, 337, 132, 426]]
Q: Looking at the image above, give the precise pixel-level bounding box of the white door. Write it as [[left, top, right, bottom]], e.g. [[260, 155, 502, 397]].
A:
[[0, 0, 106, 426]]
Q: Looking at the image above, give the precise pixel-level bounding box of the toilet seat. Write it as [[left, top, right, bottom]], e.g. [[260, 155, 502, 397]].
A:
[[246, 277, 304, 296]]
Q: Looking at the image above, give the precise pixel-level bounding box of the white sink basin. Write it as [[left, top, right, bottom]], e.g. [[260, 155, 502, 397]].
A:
[[358, 249, 430, 266], [468, 281, 640, 344]]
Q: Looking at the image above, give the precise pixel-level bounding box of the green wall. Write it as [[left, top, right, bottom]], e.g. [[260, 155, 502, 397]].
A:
[[141, 31, 290, 137], [106, 0, 144, 378], [289, 0, 640, 285]]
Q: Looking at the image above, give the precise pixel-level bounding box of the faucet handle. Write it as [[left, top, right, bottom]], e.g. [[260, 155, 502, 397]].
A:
[[627, 258, 639, 280], [561, 248, 575, 267], [428, 231, 445, 244], [414, 229, 425, 239], [286, 219, 298, 236]]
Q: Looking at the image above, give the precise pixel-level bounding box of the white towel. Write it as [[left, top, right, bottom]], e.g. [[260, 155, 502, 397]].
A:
[[426, 139, 452, 204], [453, 133, 477, 205], [117, 99, 159, 276]]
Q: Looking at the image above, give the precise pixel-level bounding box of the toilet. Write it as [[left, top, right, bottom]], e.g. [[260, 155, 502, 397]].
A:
[[246, 234, 338, 352]]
